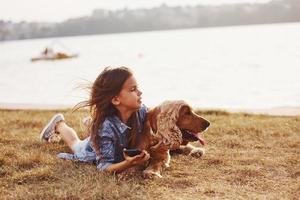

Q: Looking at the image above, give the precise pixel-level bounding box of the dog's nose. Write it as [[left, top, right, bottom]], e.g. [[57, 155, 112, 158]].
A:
[[204, 120, 210, 129]]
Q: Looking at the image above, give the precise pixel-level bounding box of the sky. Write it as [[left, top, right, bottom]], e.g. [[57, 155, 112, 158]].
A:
[[0, 0, 272, 22]]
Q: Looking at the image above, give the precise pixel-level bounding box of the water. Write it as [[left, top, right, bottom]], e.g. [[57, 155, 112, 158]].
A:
[[1, 23, 300, 109]]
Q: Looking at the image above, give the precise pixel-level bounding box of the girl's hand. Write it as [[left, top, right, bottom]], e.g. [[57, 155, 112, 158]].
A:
[[123, 150, 150, 166]]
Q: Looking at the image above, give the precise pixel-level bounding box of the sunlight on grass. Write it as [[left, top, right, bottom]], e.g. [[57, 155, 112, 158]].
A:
[[0, 109, 299, 199]]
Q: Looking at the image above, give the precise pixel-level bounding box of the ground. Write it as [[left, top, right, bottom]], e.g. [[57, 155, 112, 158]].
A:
[[0, 109, 299, 199]]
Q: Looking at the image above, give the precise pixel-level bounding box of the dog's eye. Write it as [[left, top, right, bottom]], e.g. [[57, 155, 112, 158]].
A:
[[185, 110, 191, 115]]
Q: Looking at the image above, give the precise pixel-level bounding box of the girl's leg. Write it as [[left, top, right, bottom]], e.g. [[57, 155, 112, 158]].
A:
[[55, 121, 81, 153], [40, 113, 83, 153]]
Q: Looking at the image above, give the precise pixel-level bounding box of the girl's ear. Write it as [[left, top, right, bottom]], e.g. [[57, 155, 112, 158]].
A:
[[111, 96, 120, 106]]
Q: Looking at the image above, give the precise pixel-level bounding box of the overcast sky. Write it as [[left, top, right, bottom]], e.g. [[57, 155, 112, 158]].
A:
[[0, 0, 272, 22]]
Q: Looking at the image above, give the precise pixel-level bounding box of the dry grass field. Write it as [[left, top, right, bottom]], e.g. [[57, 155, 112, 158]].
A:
[[0, 109, 299, 200]]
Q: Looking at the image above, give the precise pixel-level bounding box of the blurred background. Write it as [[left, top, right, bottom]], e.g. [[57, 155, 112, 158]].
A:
[[0, 0, 299, 113]]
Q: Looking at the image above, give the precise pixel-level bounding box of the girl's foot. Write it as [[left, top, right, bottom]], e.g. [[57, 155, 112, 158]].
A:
[[40, 113, 65, 143]]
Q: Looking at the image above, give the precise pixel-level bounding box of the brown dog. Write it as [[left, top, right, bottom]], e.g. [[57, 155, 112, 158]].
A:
[[130, 100, 210, 178]]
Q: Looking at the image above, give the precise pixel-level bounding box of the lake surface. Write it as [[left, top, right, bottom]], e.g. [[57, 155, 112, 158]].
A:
[[1, 23, 300, 110]]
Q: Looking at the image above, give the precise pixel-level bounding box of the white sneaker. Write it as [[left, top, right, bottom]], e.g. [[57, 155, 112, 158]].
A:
[[40, 113, 64, 143]]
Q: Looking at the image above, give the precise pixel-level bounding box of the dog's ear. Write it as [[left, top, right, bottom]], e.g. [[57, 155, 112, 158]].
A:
[[155, 101, 187, 149], [147, 107, 160, 133]]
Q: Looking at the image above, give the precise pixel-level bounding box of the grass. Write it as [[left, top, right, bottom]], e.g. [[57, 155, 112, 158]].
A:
[[0, 109, 299, 199]]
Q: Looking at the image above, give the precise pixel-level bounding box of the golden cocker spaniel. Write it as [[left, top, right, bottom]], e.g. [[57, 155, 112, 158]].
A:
[[130, 100, 210, 178]]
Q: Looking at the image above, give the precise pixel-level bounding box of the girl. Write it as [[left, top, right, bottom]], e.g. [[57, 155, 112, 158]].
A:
[[40, 66, 150, 173]]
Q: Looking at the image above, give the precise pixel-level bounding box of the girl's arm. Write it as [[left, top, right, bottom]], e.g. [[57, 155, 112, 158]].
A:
[[104, 150, 150, 173]]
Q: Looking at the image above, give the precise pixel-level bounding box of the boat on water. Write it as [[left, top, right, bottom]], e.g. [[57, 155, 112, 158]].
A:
[[30, 41, 78, 62], [31, 52, 78, 62]]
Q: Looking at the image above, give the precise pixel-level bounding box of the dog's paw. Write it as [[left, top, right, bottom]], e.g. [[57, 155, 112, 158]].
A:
[[142, 170, 162, 179], [164, 162, 170, 168], [189, 147, 205, 158]]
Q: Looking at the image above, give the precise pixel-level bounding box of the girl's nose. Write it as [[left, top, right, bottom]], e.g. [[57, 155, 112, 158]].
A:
[[137, 89, 142, 96]]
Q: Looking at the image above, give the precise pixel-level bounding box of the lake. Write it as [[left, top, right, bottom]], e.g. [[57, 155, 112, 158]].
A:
[[1, 23, 300, 110]]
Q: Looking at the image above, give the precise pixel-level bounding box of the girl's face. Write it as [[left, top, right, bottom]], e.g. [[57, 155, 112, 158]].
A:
[[112, 75, 142, 112]]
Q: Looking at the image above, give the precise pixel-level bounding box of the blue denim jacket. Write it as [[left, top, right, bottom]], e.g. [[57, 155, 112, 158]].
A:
[[57, 105, 147, 171]]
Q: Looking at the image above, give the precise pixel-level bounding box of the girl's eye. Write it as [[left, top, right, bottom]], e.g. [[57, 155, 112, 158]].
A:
[[131, 87, 137, 92], [131, 86, 139, 92]]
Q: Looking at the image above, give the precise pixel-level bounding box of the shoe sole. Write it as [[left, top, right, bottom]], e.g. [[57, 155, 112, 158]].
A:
[[40, 114, 63, 142]]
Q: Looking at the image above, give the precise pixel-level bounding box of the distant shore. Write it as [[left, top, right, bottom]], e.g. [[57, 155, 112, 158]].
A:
[[1, 103, 299, 116], [228, 107, 300, 116], [0, 103, 72, 110]]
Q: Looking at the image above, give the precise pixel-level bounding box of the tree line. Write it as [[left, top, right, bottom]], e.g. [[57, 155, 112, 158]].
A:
[[0, 0, 299, 41]]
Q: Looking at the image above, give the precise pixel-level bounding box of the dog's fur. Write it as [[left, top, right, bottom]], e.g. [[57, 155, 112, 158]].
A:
[[130, 100, 210, 178]]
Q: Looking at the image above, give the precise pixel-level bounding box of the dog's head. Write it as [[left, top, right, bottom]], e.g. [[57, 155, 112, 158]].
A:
[[148, 100, 210, 150], [176, 103, 210, 145]]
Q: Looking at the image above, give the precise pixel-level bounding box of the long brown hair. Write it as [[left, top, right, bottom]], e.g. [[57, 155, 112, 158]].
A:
[[75, 66, 138, 157]]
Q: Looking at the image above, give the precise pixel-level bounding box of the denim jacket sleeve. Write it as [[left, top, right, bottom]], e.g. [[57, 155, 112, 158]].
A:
[[96, 136, 115, 170], [96, 122, 116, 171]]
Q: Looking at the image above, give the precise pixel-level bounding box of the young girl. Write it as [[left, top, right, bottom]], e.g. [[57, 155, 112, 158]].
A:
[[40, 66, 150, 173]]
